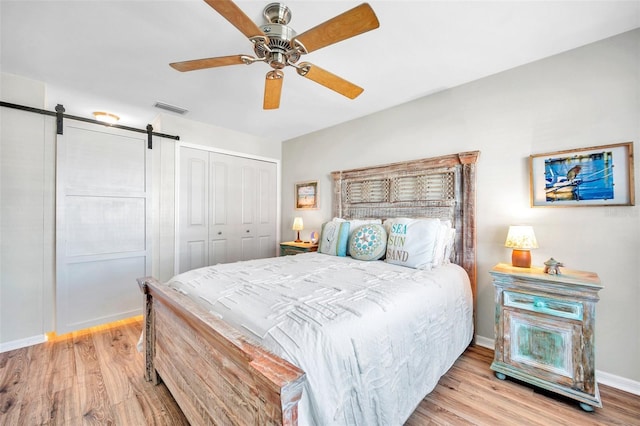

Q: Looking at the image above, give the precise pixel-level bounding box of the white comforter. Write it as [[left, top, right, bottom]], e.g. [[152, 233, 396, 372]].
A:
[[167, 253, 473, 426]]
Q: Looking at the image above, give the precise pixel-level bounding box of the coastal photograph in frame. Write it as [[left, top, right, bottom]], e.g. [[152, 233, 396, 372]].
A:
[[530, 142, 635, 207], [295, 180, 319, 210]]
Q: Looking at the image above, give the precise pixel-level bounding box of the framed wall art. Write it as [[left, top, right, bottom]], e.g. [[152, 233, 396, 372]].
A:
[[295, 180, 319, 210], [530, 142, 635, 207]]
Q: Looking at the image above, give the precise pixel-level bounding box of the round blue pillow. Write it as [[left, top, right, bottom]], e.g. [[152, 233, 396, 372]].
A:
[[348, 224, 387, 261]]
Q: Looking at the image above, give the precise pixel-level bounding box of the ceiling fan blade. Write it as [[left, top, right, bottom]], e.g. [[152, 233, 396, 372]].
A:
[[170, 55, 248, 72], [293, 3, 379, 54], [297, 62, 363, 99], [203, 0, 265, 40], [264, 70, 284, 110]]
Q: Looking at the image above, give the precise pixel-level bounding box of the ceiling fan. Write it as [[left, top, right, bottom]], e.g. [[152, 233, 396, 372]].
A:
[[170, 0, 380, 109]]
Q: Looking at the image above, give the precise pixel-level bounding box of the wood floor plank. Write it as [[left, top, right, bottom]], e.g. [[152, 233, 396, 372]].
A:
[[72, 331, 115, 424], [407, 345, 640, 426], [1, 320, 639, 426], [0, 347, 30, 424]]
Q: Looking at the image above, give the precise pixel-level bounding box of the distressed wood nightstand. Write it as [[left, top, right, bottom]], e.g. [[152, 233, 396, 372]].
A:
[[279, 241, 318, 256], [490, 263, 603, 411]]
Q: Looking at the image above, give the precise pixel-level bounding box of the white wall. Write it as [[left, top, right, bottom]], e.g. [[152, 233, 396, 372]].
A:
[[0, 73, 56, 349], [281, 29, 640, 384]]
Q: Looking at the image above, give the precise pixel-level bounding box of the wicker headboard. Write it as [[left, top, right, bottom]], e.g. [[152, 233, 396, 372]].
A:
[[330, 151, 480, 328]]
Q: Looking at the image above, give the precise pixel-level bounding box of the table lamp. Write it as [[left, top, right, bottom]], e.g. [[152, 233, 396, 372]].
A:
[[504, 225, 538, 268], [292, 217, 303, 242]]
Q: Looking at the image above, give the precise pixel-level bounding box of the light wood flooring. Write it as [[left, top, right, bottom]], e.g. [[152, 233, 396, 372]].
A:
[[1, 318, 638, 425]]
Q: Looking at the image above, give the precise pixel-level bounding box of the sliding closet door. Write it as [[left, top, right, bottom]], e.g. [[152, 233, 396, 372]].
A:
[[210, 153, 278, 263], [178, 147, 277, 273], [56, 123, 150, 334]]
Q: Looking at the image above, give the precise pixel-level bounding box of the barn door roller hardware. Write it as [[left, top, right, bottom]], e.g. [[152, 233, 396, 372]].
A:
[[0, 101, 180, 149]]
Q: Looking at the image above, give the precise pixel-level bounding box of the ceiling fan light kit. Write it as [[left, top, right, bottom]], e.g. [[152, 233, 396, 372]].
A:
[[170, 0, 379, 110]]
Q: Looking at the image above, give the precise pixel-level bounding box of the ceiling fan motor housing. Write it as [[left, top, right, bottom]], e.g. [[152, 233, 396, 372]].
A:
[[256, 3, 300, 69]]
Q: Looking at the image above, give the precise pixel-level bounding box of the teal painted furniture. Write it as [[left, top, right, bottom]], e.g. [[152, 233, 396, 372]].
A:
[[279, 241, 318, 256], [490, 263, 603, 411]]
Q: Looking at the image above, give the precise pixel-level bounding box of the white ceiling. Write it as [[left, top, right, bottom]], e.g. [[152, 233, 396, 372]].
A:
[[2, 1, 639, 141]]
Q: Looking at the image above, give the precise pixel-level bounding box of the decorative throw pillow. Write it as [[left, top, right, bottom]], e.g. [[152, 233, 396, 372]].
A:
[[348, 224, 387, 261], [340, 218, 382, 255], [318, 220, 350, 256], [385, 218, 441, 269]]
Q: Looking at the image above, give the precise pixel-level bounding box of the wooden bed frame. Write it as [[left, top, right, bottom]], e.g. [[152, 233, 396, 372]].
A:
[[137, 151, 479, 425]]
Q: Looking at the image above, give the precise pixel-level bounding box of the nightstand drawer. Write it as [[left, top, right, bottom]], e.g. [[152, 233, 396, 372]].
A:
[[504, 291, 583, 321]]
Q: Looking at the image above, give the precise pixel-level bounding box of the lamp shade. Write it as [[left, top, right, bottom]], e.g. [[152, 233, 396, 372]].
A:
[[292, 217, 304, 231], [504, 226, 538, 249], [292, 217, 303, 242]]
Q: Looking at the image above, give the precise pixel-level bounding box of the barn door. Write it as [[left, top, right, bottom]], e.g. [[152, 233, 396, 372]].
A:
[[56, 123, 150, 334]]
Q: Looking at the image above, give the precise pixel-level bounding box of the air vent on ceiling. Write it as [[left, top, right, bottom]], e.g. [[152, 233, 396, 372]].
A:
[[154, 101, 188, 115]]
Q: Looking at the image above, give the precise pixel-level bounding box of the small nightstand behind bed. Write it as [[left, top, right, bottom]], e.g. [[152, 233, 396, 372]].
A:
[[490, 263, 603, 411], [280, 241, 318, 256]]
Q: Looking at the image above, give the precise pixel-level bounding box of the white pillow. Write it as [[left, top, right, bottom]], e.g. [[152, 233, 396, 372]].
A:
[[443, 227, 456, 263], [432, 222, 450, 268], [385, 218, 441, 269]]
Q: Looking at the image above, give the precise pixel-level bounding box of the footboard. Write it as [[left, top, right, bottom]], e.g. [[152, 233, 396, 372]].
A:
[[137, 277, 306, 425]]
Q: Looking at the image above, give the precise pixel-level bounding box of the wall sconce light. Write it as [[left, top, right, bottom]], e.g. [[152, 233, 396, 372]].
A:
[[93, 111, 120, 125], [504, 225, 538, 268], [292, 217, 303, 242]]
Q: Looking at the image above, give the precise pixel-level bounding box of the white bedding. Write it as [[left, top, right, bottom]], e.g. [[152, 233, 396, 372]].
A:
[[166, 252, 473, 426]]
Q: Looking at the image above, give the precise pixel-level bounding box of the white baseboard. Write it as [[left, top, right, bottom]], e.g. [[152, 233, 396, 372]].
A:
[[0, 334, 47, 353], [474, 334, 495, 349], [474, 334, 640, 396], [597, 370, 640, 396]]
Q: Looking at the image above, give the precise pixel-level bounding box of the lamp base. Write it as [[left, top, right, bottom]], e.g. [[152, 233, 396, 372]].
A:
[[511, 249, 532, 268], [294, 231, 302, 243]]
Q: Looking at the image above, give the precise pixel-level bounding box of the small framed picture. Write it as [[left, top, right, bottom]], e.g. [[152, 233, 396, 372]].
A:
[[295, 180, 319, 210], [529, 142, 635, 207]]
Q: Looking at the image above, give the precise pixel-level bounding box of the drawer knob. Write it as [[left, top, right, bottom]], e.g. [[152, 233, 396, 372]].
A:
[[534, 300, 546, 309]]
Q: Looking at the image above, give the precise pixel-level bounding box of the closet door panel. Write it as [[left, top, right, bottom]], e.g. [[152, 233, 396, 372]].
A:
[[239, 162, 257, 259], [210, 239, 228, 266], [186, 241, 207, 271], [210, 154, 240, 263], [241, 163, 256, 227], [179, 147, 209, 273], [240, 236, 257, 261], [255, 161, 277, 258]]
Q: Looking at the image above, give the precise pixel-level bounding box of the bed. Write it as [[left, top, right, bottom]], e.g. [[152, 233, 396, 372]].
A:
[[137, 150, 479, 425]]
